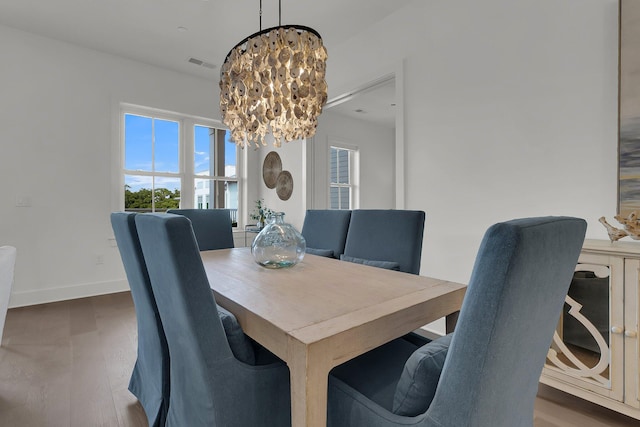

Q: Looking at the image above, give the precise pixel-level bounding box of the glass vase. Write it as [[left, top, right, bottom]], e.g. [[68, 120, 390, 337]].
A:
[[251, 212, 306, 268]]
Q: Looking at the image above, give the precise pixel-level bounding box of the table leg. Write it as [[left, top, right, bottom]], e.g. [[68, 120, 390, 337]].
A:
[[288, 340, 330, 427], [446, 310, 460, 333]]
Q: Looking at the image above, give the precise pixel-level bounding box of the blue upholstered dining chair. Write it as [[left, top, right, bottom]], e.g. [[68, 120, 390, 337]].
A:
[[111, 212, 169, 427], [327, 216, 587, 427], [301, 209, 352, 258], [341, 209, 425, 274], [135, 213, 291, 427], [166, 208, 234, 251]]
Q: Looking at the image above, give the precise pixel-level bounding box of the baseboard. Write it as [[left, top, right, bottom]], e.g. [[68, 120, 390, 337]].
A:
[[8, 279, 130, 308], [414, 326, 445, 341]]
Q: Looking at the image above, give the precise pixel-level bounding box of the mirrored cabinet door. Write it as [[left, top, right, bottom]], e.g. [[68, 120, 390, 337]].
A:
[[543, 253, 625, 402], [541, 240, 640, 420]]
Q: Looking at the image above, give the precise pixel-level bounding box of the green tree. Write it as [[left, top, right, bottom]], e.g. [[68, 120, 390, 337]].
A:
[[125, 185, 180, 211], [154, 187, 181, 210]]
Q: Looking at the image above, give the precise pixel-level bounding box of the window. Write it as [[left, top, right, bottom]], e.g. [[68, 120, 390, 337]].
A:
[[123, 114, 181, 213], [329, 145, 358, 210], [194, 125, 239, 225], [120, 105, 241, 226]]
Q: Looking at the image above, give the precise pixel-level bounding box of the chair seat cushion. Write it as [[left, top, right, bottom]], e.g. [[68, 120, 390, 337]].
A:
[[340, 255, 400, 271], [331, 337, 420, 411], [217, 305, 255, 365], [392, 333, 453, 416], [306, 247, 335, 258]]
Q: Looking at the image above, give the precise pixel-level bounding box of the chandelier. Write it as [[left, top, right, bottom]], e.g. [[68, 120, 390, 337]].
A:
[[219, 0, 328, 148]]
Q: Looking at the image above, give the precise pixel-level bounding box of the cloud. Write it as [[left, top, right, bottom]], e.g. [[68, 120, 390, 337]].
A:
[[125, 175, 152, 191]]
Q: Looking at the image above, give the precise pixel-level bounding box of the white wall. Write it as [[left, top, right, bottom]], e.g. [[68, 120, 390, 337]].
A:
[[312, 110, 395, 210], [327, 0, 620, 286], [0, 24, 222, 306], [252, 137, 306, 231], [0, 0, 623, 308]]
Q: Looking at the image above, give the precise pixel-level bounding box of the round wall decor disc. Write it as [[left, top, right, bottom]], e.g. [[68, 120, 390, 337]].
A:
[[262, 151, 282, 189], [276, 171, 294, 201]]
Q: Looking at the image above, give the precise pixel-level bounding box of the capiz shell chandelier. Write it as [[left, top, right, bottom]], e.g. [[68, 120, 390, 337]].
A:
[[219, 1, 328, 148]]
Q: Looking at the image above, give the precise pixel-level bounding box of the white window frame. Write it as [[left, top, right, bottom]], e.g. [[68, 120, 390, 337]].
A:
[[192, 125, 240, 222], [328, 141, 359, 210], [114, 103, 244, 226]]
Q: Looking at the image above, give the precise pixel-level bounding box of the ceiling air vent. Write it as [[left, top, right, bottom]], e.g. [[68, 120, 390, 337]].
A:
[[187, 57, 216, 70]]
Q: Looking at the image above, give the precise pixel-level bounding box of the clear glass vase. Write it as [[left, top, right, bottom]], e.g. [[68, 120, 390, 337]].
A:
[[251, 212, 306, 268]]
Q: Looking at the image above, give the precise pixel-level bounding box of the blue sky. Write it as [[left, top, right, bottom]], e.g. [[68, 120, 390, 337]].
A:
[[124, 114, 236, 192]]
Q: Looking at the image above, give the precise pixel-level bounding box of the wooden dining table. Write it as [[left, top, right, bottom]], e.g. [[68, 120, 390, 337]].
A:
[[201, 248, 466, 427]]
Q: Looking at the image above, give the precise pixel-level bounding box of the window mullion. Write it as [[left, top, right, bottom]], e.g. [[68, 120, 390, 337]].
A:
[[182, 119, 195, 209], [151, 118, 156, 212], [211, 129, 217, 208]]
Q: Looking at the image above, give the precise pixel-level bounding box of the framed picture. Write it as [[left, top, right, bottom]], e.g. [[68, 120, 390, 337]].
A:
[[619, 0, 640, 217]]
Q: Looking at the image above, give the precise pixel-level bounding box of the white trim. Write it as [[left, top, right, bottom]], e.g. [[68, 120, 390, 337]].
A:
[[182, 118, 194, 206], [395, 60, 406, 209], [8, 280, 130, 308], [328, 142, 359, 209], [329, 139, 359, 152], [325, 74, 395, 109], [301, 138, 308, 212], [111, 98, 124, 213], [305, 137, 316, 209], [120, 102, 225, 128]]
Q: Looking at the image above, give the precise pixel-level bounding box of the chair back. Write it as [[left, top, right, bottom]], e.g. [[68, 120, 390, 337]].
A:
[[426, 217, 586, 426], [110, 212, 169, 427], [0, 246, 16, 345], [343, 209, 425, 274], [135, 213, 291, 426], [301, 210, 352, 258], [167, 209, 234, 251]]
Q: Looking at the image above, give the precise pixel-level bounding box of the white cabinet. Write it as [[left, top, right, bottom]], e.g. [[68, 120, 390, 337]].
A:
[[233, 228, 260, 248], [541, 239, 639, 419], [233, 231, 248, 248]]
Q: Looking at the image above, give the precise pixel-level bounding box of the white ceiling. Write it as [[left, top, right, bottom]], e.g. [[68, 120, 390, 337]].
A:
[[0, 0, 405, 127]]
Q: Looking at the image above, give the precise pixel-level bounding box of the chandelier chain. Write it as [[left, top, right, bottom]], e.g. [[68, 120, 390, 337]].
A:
[[220, 0, 328, 147], [260, 0, 281, 30]]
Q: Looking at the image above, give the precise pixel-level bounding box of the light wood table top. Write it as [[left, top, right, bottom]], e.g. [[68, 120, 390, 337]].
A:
[[201, 248, 467, 427]]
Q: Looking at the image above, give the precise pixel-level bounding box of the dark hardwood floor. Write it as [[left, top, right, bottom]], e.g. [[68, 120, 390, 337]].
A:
[[0, 292, 636, 426]]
